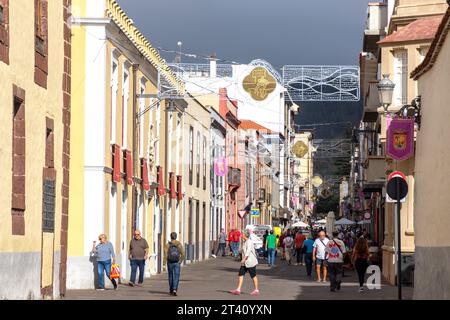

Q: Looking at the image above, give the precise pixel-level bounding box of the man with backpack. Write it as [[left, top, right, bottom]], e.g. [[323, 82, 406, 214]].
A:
[[164, 232, 185, 296], [325, 231, 347, 292]]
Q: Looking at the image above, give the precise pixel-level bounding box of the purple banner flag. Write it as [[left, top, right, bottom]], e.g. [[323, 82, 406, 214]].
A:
[[214, 157, 227, 176], [386, 118, 415, 161]]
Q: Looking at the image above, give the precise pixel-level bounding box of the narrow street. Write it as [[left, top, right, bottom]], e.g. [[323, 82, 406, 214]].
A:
[[65, 256, 413, 300]]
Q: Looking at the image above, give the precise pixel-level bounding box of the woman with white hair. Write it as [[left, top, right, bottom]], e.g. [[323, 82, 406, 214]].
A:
[[230, 229, 260, 296]]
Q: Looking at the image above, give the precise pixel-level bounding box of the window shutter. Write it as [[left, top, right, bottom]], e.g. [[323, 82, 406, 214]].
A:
[[125, 150, 133, 185], [176, 175, 183, 200], [170, 172, 177, 199], [41, 0, 48, 39], [112, 144, 121, 183], [142, 158, 150, 191], [157, 166, 165, 196]]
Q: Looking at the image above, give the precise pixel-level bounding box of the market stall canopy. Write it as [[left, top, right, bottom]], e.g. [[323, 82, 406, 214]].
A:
[[315, 219, 326, 224], [292, 221, 309, 228], [357, 220, 371, 225], [334, 218, 356, 225]]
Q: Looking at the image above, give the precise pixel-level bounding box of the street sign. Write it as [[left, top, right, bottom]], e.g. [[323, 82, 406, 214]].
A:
[[386, 171, 408, 202], [387, 177, 408, 200], [388, 171, 406, 181], [386, 171, 408, 300], [251, 208, 260, 217]]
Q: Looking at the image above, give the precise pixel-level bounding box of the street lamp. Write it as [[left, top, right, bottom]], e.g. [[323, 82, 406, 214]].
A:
[[377, 74, 395, 113], [290, 103, 300, 115]]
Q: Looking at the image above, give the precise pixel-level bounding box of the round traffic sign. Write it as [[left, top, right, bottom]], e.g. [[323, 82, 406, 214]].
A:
[[387, 177, 408, 200], [389, 171, 406, 181]]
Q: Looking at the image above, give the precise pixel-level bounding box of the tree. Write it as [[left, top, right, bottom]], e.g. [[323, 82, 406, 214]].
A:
[[315, 193, 339, 214]]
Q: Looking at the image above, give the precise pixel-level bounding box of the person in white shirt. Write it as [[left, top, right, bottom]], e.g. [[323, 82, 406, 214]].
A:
[[325, 231, 347, 292], [312, 230, 329, 282], [283, 235, 294, 265], [230, 229, 260, 296]]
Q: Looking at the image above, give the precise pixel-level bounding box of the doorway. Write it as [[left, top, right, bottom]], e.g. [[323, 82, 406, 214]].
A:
[[196, 200, 200, 261], [120, 188, 128, 280]]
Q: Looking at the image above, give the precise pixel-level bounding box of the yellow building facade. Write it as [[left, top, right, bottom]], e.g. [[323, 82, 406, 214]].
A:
[[411, 7, 450, 299], [0, 0, 72, 299], [67, 0, 185, 288], [181, 97, 212, 263], [377, 0, 447, 284]]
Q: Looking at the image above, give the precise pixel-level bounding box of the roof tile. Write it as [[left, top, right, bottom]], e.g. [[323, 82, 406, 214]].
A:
[[378, 16, 443, 45]]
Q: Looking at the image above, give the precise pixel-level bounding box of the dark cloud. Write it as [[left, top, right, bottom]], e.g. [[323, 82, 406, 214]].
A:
[[117, 0, 369, 67]]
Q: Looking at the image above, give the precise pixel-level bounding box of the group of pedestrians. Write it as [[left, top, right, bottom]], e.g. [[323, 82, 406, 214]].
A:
[[311, 229, 372, 292], [90, 225, 372, 297], [90, 230, 184, 296], [257, 227, 373, 293]]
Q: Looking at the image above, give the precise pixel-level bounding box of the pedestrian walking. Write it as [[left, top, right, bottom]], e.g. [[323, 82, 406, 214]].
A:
[[283, 233, 294, 265], [312, 230, 329, 282], [265, 230, 277, 267], [212, 228, 227, 258], [227, 229, 234, 256], [302, 235, 315, 277], [128, 229, 149, 287], [91, 234, 117, 291], [295, 231, 306, 265], [326, 231, 347, 292], [262, 230, 269, 260], [352, 236, 370, 292], [232, 229, 241, 258], [231, 230, 260, 296], [278, 231, 286, 260], [163, 232, 185, 296]]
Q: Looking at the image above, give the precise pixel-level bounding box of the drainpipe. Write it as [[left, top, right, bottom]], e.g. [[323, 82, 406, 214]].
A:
[[163, 99, 169, 256]]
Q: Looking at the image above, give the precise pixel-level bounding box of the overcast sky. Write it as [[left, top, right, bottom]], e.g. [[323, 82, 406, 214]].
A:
[[117, 0, 370, 68]]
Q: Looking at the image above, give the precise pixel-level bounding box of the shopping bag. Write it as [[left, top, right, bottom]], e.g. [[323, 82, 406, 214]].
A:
[[110, 263, 121, 279]]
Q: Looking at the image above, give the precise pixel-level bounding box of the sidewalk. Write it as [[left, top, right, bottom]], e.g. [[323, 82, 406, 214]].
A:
[[65, 256, 413, 300]]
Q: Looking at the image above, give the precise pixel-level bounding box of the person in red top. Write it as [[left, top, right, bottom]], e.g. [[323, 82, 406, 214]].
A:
[[295, 231, 307, 265], [228, 229, 235, 256], [232, 229, 241, 258]]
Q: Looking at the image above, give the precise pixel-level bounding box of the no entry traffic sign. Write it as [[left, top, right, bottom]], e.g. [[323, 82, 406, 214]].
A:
[[386, 171, 408, 300], [387, 172, 408, 201]]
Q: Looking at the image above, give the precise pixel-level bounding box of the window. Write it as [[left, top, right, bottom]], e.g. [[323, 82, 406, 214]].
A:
[[122, 68, 129, 148], [0, 0, 9, 64], [139, 82, 145, 157], [203, 136, 207, 190], [196, 131, 200, 188], [0, 5, 4, 24], [110, 59, 118, 143], [35, 0, 46, 41], [45, 119, 54, 169], [12, 85, 26, 235], [42, 118, 55, 233], [34, 0, 48, 87], [393, 50, 408, 106], [189, 126, 193, 185], [245, 163, 250, 197]]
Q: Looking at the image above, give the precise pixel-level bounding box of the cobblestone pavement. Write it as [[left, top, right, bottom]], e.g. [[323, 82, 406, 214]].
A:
[[65, 256, 413, 300]]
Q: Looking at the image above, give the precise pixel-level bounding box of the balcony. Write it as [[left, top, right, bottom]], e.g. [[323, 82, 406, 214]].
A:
[[366, 156, 386, 184], [227, 167, 241, 188]]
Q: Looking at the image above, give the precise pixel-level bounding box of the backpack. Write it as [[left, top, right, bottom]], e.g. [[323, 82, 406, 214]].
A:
[[167, 242, 181, 263]]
